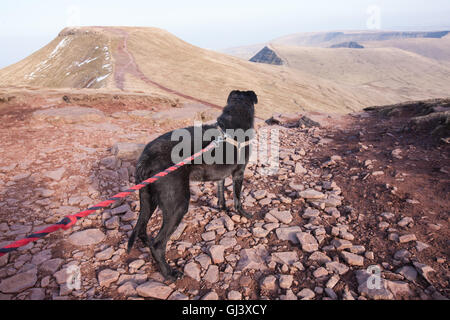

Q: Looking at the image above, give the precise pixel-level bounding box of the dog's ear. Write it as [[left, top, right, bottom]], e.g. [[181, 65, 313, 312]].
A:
[[246, 91, 258, 104], [227, 90, 240, 104]]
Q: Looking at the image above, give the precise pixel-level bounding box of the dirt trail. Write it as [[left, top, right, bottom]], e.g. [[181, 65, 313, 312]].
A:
[[109, 28, 224, 111]]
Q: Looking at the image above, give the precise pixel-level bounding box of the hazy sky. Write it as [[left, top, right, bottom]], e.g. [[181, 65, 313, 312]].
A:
[[1, 0, 449, 68]]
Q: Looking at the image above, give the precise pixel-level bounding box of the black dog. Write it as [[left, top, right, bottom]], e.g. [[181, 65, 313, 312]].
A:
[[127, 90, 257, 281]]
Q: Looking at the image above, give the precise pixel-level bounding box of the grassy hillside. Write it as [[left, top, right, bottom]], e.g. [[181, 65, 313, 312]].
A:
[[271, 44, 450, 102], [1, 27, 449, 119], [0, 27, 390, 118]]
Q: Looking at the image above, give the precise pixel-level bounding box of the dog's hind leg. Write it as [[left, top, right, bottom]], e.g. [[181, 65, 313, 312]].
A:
[[150, 178, 190, 281], [232, 166, 253, 219], [217, 179, 227, 211], [127, 186, 157, 252]]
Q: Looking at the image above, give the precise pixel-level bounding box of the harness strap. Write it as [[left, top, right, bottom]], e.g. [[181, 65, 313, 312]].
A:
[[217, 126, 252, 159]]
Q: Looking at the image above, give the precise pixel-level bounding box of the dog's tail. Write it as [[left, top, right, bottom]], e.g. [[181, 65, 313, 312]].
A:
[[135, 152, 153, 184]]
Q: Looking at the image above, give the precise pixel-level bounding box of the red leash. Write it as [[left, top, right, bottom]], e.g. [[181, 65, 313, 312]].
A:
[[0, 140, 218, 257]]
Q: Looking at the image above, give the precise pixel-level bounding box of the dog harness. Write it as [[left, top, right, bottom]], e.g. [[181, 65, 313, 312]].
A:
[[217, 126, 252, 159]]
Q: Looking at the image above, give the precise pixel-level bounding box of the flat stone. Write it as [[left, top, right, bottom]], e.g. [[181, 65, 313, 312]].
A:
[[279, 275, 294, 289], [252, 227, 270, 238], [296, 232, 319, 253], [208, 245, 225, 264], [117, 274, 148, 286], [194, 254, 211, 270], [275, 226, 302, 244], [0, 268, 37, 293], [40, 258, 63, 273], [416, 241, 430, 252], [117, 281, 138, 296], [253, 190, 267, 200], [31, 249, 52, 265], [325, 287, 338, 299], [227, 290, 242, 300], [302, 207, 320, 219], [288, 181, 304, 191], [313, 267, 329, 278], [380, 212, 395, 220], [394, 249, 411, 261], [12, 173, 31, 181], [386, 280, 411, 298], [260, 275, 277, 291], [299, 189, 326, 200], [105, 216, 120, 229], [331, 238, 353, 250], [398, 217, 414, 227], [203, 265, 219, 283], [264, 212, 279, 223], [219, 237, 237, 249], [170, 222, 187, 241], [184, 262, 201, 281], [326, 275, 340, 289], [308, 251, 332, 264], [44, 168, 66, 181], [136, 281, 173, 300], [341, 251, 364, 266], [298, 288, 315, 300], [269, 210, 293, 224], [111, 204, 130, 215], [68, 229, 106, 246], [121, 211, 137, 223], [0, 253, 8, 268], [295, 163, 307, 175], [168, 291, 189, 300], [399, 234, 417, 243], [202, 231, 216, 242], [98, 269, 120, 287], [350, 245, 365, 254], [236, 246, 268, 271], [54, 268, 71, 285], [95, 247, 114, 261], [112, 142, 145, 160], [29, 288, 46, 300], [340, 231, 355, 241], [396, 266, 418, 282], [271, 251, 298, 266], [413, 262, 435, 283], [129, 259, 145, 270], [201, 291, 219, 300], [325, 262, 349, 275]]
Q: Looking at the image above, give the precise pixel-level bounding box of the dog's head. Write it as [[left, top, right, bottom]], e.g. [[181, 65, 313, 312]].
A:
[[218, 90, 257, 131], [227, 90, 258, 105]]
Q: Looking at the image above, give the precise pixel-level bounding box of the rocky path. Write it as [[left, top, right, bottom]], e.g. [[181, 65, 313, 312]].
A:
[[0, 94, 448, 300]]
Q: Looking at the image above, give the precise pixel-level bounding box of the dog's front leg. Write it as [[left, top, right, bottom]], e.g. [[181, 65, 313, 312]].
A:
[[232, 168, 252, 219], [217, 179, 227, 211]]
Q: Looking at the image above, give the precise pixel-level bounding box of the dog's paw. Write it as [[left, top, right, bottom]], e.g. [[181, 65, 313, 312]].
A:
[[237, 207, 253, 219], [213, 203, 229, 212], [165, 268, 184, 282]]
